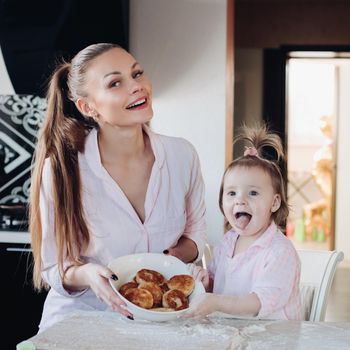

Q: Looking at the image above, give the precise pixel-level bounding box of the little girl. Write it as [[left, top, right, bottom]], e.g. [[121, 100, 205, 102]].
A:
[[189, 126, 301, 320]]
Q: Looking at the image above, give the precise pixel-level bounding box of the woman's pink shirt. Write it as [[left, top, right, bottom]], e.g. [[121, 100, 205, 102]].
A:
[[38, 127, 206, 331]]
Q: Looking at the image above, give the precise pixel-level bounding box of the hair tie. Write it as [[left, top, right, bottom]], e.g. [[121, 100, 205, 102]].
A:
[[244, 146, 258, 157]]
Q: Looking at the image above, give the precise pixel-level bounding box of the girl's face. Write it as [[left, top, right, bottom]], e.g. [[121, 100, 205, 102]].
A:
[[82, 48, 153, 127], [222, 166, 281, 239]]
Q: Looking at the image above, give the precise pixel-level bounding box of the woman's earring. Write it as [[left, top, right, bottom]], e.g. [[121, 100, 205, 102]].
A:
[[90, 111, 99, 122]]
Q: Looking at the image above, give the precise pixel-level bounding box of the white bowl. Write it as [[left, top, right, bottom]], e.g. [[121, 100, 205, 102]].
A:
[[108, 253, 205, 322]]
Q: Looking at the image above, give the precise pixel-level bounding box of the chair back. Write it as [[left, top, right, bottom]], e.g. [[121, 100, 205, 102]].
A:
[[201, 243, 213, 269], [297, 249, 344, 321]]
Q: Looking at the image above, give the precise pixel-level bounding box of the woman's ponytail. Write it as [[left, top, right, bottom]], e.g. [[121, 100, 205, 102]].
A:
[[30, 63, 89, 290], [30, 43, 121, 290]]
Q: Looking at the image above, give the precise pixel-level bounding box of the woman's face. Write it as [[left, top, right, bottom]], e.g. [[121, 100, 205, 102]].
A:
[[83, 48, 153, 127]]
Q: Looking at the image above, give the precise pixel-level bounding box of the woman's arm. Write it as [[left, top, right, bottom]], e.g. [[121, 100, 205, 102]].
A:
[[166, 236, 198, 263], [167, 142, 207, 262]]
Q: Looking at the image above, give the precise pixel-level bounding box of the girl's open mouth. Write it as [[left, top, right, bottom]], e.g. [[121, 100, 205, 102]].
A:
[[234, 212, 252, 230]]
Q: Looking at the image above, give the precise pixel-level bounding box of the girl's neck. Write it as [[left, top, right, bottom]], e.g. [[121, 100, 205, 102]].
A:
[[233, 220, 272, 256], [233, 235, 256, 256]]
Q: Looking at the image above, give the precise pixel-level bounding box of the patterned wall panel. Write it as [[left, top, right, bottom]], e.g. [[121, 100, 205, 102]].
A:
[[0, 95, 46, 204]]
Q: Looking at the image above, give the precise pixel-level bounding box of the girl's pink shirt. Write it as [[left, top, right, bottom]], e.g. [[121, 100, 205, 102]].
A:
[[38, 126, 206, 331], [208, 222, 302, 320]]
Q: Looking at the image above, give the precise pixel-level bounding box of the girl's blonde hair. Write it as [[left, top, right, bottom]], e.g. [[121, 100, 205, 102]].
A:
[[30, 43, 121, 290], [219, 125, 289, 230]]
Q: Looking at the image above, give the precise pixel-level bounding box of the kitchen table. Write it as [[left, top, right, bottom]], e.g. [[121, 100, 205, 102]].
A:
[[19, 310, 350, 349]]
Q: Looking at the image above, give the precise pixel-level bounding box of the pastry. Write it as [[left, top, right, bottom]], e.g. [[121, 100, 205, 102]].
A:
[[138, 282, 163, 307], [167, 274, 195, 296], [159, 282, 170, 293], [135, 269, 165, 285], [124, 288, 154, 309], [162, 289, 189, 311], [118, 282, 138, 297]]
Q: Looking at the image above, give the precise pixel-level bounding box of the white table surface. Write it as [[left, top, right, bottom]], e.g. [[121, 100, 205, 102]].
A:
[[23, 310, 350, 350]]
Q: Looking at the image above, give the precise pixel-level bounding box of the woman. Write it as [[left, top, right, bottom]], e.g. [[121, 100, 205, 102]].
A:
[[30, 43, 206, 331]]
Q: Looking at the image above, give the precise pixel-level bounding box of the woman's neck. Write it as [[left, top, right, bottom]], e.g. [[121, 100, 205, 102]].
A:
[[97, 124, 148, 164]]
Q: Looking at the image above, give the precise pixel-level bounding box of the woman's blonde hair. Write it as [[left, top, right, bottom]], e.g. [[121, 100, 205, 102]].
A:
[[30, 43, 121, 290], [219, 125, 289, 231]]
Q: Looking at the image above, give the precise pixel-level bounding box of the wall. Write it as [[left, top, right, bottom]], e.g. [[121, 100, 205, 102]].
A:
[[236, 0, 350, 48], [0, 47, 15, 94], [233, 48, 263, 157], [335, 64, 350, 258], [129, 0, 227, 245]]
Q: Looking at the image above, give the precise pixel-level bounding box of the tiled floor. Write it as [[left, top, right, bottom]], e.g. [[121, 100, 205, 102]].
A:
[[325, 259, 350, 322]]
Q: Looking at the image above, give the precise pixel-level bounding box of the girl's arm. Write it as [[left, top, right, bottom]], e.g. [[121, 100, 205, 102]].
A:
[[188, 292, 261, 318]]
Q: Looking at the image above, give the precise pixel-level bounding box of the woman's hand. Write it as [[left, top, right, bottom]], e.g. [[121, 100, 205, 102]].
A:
[[64, 263, 133, 318], [164, 236, 198, 263]]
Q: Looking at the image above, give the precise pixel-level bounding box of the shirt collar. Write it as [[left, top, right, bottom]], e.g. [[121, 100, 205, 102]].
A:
[[82, 125, 166, 179], [224, 221, 278, 257], [251, 221, 278, 248], [142, 124, 165, 169]]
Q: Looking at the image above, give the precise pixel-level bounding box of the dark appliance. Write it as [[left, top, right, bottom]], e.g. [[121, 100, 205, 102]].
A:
[[1, 242, 48, 348], [0, 94, 47, 348], [0, 204, 28, 231]]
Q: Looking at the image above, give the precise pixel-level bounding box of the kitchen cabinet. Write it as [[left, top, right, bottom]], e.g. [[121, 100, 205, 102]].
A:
[[1, 242, 47, 348]]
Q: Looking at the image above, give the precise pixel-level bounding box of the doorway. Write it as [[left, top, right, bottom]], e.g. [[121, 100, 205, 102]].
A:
[[287, 56, 339, 250], [263, 47, 350, 253]]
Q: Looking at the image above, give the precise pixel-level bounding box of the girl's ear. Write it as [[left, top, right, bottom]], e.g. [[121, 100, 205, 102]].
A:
[[271, 194, 281, 213]]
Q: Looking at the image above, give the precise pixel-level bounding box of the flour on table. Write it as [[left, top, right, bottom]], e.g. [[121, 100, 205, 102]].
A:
[[240, 324, 266, 335], [226, 324, 266, 350]]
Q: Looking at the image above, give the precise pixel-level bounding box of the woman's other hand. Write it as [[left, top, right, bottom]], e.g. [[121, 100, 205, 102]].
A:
[[163, 236, 198, 263]]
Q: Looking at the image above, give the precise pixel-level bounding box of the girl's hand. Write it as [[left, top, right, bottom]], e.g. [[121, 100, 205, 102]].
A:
[[65, 263, 133, 318], [187, 263, 210, 290], [184, 293, 218, 318]]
